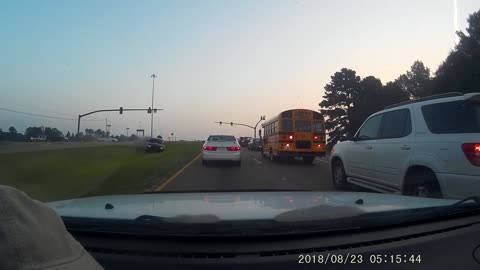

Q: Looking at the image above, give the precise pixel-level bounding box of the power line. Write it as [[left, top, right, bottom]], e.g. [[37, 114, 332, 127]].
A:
[[0, 102, 80, 118], [0, 107, 103, 122]]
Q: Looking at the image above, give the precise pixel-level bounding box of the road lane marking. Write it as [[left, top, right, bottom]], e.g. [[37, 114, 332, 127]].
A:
[[317, 159, 329, 164], [153, 153, 202, 192], [252, 158, 263, 165]]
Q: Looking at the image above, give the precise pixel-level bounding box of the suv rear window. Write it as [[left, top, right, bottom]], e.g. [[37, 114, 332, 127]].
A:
[[422, 100, 480, 134]]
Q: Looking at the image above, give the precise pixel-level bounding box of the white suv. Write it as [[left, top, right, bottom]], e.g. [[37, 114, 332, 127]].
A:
[[330, 92, 480, 199]]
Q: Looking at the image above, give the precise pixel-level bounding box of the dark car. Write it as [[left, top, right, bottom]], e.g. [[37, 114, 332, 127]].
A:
[[248, 138, 263, 151], [145, 138, 165, 152], [238, 137, 252, 147]]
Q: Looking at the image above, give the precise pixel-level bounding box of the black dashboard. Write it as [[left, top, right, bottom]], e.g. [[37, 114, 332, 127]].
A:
[[70, 214, 480, 270]]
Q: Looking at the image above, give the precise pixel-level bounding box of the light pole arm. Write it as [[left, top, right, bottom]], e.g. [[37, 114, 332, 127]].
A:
[[214, 122, 254, 129]]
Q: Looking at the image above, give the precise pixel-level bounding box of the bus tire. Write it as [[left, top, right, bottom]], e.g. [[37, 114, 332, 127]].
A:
[[270, 150, 277, 162]]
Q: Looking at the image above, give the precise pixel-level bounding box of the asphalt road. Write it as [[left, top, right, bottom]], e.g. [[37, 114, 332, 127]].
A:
[[162, 149, 336, 192]]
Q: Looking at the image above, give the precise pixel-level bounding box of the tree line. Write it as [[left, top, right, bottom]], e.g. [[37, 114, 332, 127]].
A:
[[320, 9, 480, 148], [0, 126, 67, 142], [0, 126, 138, 142]]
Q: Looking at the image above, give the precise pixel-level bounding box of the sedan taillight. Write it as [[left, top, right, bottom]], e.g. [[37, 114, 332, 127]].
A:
[[461, 143, 480, 166], [203, 146, 217, 151], [227, 146, 241, 151]]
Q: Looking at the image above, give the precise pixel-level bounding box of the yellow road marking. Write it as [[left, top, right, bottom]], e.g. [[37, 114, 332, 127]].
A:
[[153, 153, 202, 192]]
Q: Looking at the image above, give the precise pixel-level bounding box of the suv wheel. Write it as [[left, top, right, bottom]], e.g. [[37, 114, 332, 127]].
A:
[[405, 170, 442, 198], [332, 160, 347, 190]]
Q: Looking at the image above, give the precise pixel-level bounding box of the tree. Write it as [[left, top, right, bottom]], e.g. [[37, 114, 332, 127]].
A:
[[8, 126, 17, 135], [435, 10, 480, 94], [351, 76, 384, 131], [25, 127, 43, 138], [396, 61, 432, 99], [85, 129, 94, 136], [320, 68, 361, 147], [380, 82, 410, 107], [128, 134, 138, 141], [320, 69, 412, 149], [94, 129, 105, 137]]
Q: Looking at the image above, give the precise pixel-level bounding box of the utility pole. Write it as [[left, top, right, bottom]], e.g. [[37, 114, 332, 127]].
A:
[[150, 74, 157, 138]]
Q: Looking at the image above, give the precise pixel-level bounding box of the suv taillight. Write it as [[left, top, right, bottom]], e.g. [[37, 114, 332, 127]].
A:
[[203, 146, 217, 151], [461, 143, 480, 166], [227, 146, 240, 151]]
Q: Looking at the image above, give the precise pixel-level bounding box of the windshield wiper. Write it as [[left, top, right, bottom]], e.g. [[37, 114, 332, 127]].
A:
[[452, 196, 480, 206]]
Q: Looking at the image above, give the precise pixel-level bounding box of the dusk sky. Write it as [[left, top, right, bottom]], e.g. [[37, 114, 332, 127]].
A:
[[1, 0, 479, 140]]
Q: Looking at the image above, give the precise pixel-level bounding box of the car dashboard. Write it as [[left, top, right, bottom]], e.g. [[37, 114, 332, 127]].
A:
[[67, 214, 480, 269]]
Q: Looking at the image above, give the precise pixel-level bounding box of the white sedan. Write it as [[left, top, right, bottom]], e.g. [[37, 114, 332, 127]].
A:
[[202, 135, 241, 166]]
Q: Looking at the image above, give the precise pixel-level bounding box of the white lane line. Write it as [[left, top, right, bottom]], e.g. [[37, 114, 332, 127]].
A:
[[252, 158, 263, 165], [317, 159, 329, 164]]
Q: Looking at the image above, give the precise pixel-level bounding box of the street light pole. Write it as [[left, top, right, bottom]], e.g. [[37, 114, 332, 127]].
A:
[[150, 74, 157, 138]]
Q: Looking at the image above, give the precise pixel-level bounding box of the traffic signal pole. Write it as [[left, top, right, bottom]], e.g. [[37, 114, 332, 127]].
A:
[[77, 107, 163, 135], [214, 116, 265, 138]]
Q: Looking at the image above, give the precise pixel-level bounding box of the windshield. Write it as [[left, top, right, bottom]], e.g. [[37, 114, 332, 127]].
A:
[[1, 1, 480, 237], [295, 121, 311, 132]]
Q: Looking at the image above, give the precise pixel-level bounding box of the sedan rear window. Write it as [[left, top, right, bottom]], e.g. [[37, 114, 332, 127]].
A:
[[422, 100, 480, 134], [207, 135, 236, 142]]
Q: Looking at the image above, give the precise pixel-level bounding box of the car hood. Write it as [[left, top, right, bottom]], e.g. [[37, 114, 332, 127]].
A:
[[48, 191, 456, 222]]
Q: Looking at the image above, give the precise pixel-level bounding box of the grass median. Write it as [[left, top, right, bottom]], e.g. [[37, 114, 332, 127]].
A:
[[0, 142, 202, 202]]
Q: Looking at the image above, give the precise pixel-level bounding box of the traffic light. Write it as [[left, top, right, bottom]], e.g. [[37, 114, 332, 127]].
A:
[[119, 107, 123, 114], [153, 109, 157, 113], [219, 121, 222, 125], [147, 107, 152, 114], [230, 122, 233, 126]]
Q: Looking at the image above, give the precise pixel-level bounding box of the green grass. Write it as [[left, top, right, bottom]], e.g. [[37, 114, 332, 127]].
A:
[[0, 142, 202, 202]]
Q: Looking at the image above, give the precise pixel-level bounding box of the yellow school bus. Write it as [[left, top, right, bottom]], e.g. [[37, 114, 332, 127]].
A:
[[261, 109, 326, 164]]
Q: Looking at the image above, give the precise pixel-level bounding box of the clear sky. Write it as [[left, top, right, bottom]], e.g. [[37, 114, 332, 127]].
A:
[[1, 0, 479, 140]]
